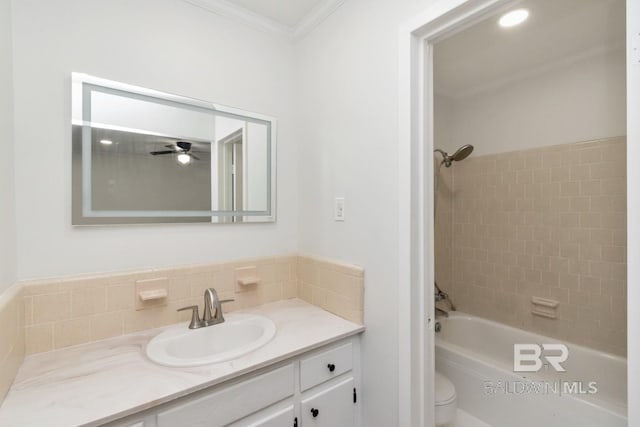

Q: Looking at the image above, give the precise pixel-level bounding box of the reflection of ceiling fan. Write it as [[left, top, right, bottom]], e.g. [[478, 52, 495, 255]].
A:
[[150, 141, 201, 163]]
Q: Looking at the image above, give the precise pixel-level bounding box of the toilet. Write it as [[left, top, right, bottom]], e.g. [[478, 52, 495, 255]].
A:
[[435, 372, 457, 426]]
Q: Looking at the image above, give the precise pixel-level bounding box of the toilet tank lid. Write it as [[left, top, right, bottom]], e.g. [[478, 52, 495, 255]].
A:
[[435, 372, 456, 403]]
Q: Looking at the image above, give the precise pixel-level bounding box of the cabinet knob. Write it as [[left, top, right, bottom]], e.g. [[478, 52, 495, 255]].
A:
[[311, 408, 319, 417], [327, 363, 336, 372]]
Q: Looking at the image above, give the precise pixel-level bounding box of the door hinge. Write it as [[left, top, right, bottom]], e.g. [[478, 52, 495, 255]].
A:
[[294, 416, 298, 427], [353, 387, 357, 403]]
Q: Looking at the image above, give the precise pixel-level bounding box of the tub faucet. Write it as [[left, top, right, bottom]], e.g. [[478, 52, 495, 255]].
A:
[[435, 282, 456, 311]]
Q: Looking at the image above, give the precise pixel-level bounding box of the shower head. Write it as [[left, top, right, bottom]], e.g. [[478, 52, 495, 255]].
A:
[[434, 144, 474, 168], [451, 144, 474, 162]]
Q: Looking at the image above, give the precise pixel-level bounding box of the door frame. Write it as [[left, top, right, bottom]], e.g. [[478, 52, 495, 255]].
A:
[[397, 0, 640, 425]]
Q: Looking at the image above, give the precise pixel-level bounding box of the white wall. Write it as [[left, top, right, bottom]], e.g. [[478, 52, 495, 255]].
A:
[[11, 0, 298, 279], [440, 49, 626, 156], [294, 0, 437, 424], [0, 0, 16, 293]]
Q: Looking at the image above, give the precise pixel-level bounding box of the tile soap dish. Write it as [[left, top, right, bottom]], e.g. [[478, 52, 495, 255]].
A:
[[235, 266, 260, 288], [138, 289, 168, 301], [135, 277, 169, 310], [531, 296, 559, 319], [238, 276, 260, 286]]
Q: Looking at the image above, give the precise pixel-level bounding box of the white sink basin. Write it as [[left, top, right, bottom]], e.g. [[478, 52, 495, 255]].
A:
[[146, 313, 276, 367]]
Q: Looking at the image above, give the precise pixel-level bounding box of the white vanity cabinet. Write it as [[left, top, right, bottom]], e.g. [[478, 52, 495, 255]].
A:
[[111, 336, 360, 427]]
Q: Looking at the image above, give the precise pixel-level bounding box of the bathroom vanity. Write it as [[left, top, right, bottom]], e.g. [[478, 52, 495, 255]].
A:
[[113, 338, 359, 427], [0, 299, 364, 427]]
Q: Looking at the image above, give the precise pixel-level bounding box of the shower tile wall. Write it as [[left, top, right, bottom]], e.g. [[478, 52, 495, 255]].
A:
[[435, 162, 454, 304], [436, 137, 627, 355]]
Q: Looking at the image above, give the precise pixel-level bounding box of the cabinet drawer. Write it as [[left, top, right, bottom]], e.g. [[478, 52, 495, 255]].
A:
[[300, 343, 352, 391], [156, 364, 294, 427]]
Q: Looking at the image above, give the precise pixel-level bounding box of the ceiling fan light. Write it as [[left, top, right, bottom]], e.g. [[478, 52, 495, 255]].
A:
[[177, 153, 191, 165]]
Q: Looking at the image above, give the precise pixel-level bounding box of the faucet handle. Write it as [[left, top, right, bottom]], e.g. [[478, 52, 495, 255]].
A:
[[219, 299, 235, 304], [177, 305, 203, 329]]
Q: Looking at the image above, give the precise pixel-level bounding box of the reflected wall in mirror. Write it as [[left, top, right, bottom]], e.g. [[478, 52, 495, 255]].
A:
[[71, 73, 276, 225]]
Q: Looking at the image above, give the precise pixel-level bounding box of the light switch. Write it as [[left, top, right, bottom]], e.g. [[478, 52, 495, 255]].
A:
[[334, 197, 345, 221]]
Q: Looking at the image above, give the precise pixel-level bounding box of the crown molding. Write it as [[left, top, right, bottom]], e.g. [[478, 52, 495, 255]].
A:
[[182, 0, 293, 37], [182, 0, 346, 40], [294, 0, 345, 39]]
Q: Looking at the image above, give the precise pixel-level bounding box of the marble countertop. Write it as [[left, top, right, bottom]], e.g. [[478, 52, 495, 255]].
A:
[[0, 298, 364, 427]]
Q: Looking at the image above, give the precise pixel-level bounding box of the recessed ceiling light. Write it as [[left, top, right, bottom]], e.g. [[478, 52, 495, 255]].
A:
[[498, 9, 529, 28], [177, 153, 191, 165], [99, 139, 113, 145]]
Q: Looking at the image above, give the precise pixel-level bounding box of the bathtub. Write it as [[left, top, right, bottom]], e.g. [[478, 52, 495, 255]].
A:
[[435, 312, 627, 427]]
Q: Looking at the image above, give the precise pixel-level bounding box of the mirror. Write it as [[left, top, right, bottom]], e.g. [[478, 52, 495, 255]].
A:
[[71, 73, 276, 225]]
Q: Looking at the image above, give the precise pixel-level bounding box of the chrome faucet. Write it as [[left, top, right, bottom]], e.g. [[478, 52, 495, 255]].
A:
[[177, 287, 234, 329], [434, 282, 455, 319], [434, 281, 456, 311]]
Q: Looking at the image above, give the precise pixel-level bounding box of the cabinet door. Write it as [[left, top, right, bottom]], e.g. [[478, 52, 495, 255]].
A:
[[228, 403, 295, 427], [301, 377, 355, 426]]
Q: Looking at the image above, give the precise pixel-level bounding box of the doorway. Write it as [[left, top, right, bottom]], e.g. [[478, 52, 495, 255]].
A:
[[398, 1, 639, 426]]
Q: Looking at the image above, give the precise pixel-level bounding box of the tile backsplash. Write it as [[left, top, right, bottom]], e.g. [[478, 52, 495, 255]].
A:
[[297, 255, 364, 325], [0, 285, 24, 401], [435, 137, 627, 355], [21, 255, 364, 355]]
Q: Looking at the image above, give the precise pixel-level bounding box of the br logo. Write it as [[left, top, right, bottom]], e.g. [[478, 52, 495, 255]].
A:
[[513, 344, 569, 372]]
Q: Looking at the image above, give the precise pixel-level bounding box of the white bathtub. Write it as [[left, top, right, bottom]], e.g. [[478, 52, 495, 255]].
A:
[[435, 312, 627, 427]]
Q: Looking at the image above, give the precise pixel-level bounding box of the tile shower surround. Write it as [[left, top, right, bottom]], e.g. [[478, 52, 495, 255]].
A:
[[435, 137, 627, 355], [19, 255, 364, 356]]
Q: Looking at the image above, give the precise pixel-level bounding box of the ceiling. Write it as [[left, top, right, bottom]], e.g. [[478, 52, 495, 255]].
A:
[[227, 0, 324, 27], [434, 0, 626, 98]]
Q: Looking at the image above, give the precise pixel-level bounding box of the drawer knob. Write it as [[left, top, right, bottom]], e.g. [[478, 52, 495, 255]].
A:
[[311, 408, 319, 417], [327, 363, 336, 372]]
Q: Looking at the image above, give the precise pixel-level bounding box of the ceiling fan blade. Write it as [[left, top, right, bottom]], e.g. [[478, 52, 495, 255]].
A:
[[190, 154, 201, 161], [150, 150, 174, 155]]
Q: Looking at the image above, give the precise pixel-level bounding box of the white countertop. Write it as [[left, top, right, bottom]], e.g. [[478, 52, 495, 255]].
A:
[[0, 298, 364, 427]]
